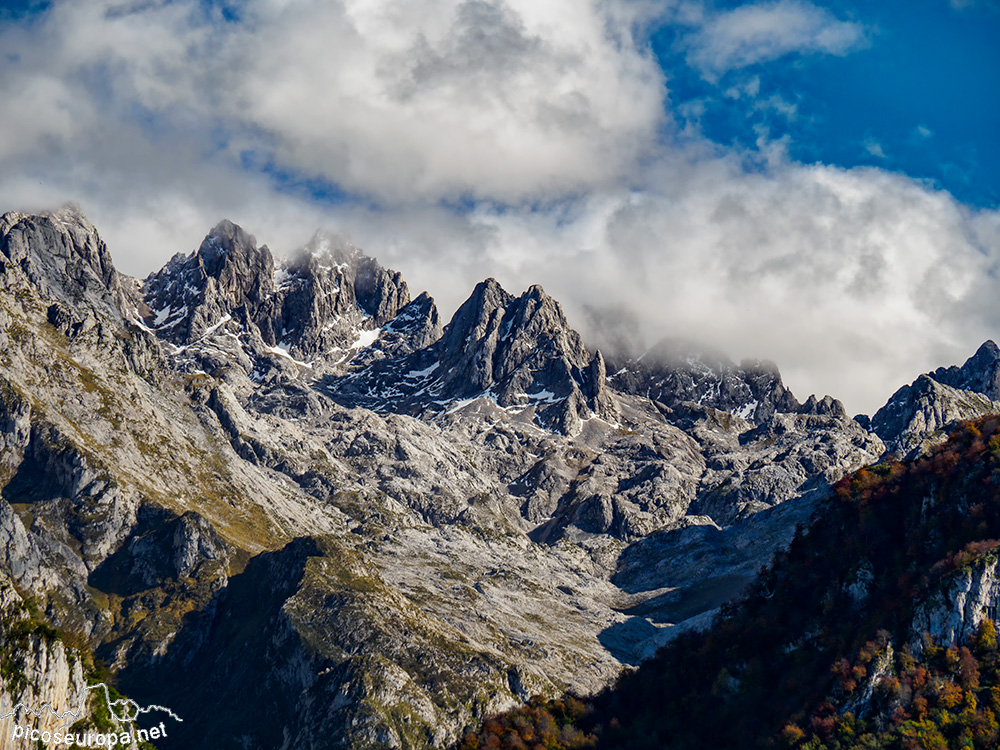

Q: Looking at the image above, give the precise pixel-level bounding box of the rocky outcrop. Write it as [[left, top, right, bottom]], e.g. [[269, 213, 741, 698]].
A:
[[526, 408, 705, 540], [91, 510, 231, 596], [932, 340, 1000, 400], [0, 571, 91, 750], [143, 219, 275, 345], [910, 554, 1000, 655], [0, 206, 126, 324], [328, 279, 618, 433], [0, 207, 163, 383], [0, 381, 31, 486], [141, 223, 420, 379], [3, 420, 140, 573], [350, 292, 443, 369], [872, 343, 1000, 456], [692, 410, 885, 525], [609, 339, 801, 425], [798, 394, 848, 418]]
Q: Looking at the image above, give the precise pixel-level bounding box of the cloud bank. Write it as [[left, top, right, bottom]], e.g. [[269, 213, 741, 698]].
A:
[[683, 0, 869, 78], [0, 0, 998, 416]]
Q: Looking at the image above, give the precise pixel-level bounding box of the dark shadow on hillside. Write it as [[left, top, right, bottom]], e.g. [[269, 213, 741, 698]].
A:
[[611, 492, 821, 597], [621, 574, 752, 625], [597, 617, 660, 666], [109, 537, 321, 750]]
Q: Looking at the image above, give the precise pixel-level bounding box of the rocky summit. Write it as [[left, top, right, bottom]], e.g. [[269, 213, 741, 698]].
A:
[[2, 206, 1000, 749], [872, 340, 1000, 458]]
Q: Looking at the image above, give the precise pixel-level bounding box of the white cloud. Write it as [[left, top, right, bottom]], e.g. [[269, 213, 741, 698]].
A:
[[1, 0, 669, 205], [388, 160, 1000, 416], [229, 0, 668, 202], [864, 137, 887, 159], [1, 0, 999, 418], [684, 0, 868, 78]]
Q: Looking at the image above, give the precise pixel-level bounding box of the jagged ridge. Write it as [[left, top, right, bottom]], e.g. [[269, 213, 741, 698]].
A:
[[873, 341, 1000, 456], [326, 278, 618, 434]]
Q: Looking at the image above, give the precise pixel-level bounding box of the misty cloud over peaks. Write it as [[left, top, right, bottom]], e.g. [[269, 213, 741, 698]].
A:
[[410, 160, 1000, 417], [1, 0, 999, 417]]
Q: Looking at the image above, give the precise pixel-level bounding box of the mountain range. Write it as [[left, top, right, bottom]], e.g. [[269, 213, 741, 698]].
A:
[[2, 205, 1000, 749]]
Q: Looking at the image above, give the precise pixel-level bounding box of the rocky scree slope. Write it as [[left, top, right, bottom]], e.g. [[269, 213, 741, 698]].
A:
[[1, 206, 999, 749]]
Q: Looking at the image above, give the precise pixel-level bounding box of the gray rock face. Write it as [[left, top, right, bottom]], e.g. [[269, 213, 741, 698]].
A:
[[692, 410, 884, 525], [0, 571, 93, 750], [4, 420, 140, 572], [270, 234, 410, 355], [932, 340, 1000, 400], [141, 224, 420, 381], [328, 279, 617, 433], [799, 394, 848, 418], [910, 555, 1000, 656], [91, 511, 231, 595], [609, 339, 802, 425], [873, 343, 1000, 456], [143, 219, 275, 345], [610, 498, 821, 656], [0, 206, 126, 323], [0, 380, 31, 485], [353, 292, 442, 365]]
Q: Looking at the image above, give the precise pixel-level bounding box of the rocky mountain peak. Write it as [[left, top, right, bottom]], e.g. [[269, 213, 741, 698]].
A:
[[294, 230, 365, 267], [141, 219, 276, 344], [439, 277, 514, 360], [502, 284, 585, 355], [199, 219, 262, 267], [284, 231, 411, 326], [432, 280, 612, 421], [609, 338, 801, 425], [350, 291, 443, 369], [326, 278, 618, 432], [872, 341, 1000, 456], [196, 219, 274, 308], [798, 394, 847, 418], [140, 221, 418, 379], [438, 280, 588, 393], [931, 340, 1000, 400], [0, 205, 126, 325]]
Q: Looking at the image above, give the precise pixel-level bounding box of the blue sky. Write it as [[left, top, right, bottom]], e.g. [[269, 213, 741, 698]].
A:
[[654, 0, 1000, 208], [0, 0, 999, 414]]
